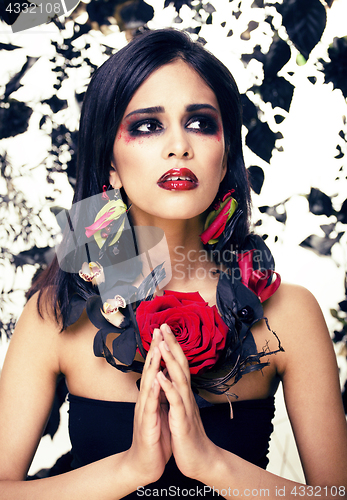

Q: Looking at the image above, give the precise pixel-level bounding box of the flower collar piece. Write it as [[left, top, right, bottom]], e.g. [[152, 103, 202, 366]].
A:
[[238, 250, 281, 302], [79, 261, 105, 286], [200, 191, 238, 245]]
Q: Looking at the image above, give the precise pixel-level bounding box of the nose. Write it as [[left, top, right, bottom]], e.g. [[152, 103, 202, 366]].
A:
[[162, 126, 193, 159]]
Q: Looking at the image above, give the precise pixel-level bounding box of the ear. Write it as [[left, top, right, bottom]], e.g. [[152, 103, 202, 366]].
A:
[[109, 163, 123, 189]]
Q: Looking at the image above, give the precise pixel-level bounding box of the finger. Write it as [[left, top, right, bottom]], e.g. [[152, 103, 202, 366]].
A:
[[143, 329, 163, 372], [160, 324, 190, 379], [141, 376, 161, 430], [156, 370, 187, 417], [141, 345, 162, 392], [158, 340, 191, 397], [136, 345, 162, 417]]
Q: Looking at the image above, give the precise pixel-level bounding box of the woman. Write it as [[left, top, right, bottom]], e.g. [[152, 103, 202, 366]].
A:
[[0, 29, 346, 499]]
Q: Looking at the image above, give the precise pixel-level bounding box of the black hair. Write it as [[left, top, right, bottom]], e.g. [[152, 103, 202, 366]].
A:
[[28, 28, 251, 327]]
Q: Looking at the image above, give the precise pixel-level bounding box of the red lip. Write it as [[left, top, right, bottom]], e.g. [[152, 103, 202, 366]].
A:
[[157, 168, 198, 191]]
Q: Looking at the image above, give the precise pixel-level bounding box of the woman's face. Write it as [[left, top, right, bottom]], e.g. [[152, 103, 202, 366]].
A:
[[111, 59, 227, 225]]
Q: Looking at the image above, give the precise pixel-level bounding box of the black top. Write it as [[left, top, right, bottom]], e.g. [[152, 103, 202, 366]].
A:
[[68, 393, 275, 499]]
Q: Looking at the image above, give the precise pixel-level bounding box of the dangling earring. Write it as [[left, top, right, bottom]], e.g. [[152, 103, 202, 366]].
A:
[[200, 190, 239, 246], [84, 185, 129, 258]]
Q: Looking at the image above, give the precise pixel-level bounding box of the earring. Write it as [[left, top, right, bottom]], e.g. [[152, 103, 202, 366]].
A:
[[84, 186, 129, 257]]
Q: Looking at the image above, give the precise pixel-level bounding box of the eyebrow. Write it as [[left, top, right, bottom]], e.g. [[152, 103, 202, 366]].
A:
[[124, 103, 219, 120]]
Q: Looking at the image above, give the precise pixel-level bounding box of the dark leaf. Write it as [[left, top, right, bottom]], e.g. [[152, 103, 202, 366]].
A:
[[0, 42, 21, 50], [5, 57, 38, 99], [320, 37, 347, 97], [343, 381, 347, 415], [240, 21, 259, 41], [320, 223, 336, 237], [39, 115, 48, 128], [300, 232, 343, 255], [245, 121, 279, 163], [43, 95, 68, 114], [259, 204, 287, 224], [255, 76, 294, 112], [337, 198, 347, 224], [164, 0, 193, 12], [185, 26, 201, 35], [263, 38, 291, 79], [241, 44, 264, 65], [206, 13, 212, 24], [334, 145, 344, 159], [116, 0, 154, 31], [0, 101, 33, 139], [240, 93, 259, 130], [308, 188, 334, 217], [264, 15, 275, 31], [338, 300, 347, 312], [204, 3, 216, 14], [12, 246, 54, 268], [247, 165, 264, 194], [276, 0, 326, 60], [274, 114, 285, 124]]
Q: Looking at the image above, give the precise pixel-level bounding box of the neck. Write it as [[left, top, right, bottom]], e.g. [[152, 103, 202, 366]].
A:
[[130, 212, 219, 291]]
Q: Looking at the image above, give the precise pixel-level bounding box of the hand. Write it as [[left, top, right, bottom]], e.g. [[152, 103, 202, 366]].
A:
[[156, 324, 221, 481], [126, 328, 172, 485]]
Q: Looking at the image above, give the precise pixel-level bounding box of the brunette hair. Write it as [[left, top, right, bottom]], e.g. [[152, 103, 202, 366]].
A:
[[28, 28, 251, 327]]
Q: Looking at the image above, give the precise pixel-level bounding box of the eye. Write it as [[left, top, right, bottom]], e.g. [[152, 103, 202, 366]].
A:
[[186, 116, 218, 135], [129, 119, 163, 135]]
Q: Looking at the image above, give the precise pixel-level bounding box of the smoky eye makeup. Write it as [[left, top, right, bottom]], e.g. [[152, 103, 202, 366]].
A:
[[185, 114, 220, 135], [127, 118, 164, 136]]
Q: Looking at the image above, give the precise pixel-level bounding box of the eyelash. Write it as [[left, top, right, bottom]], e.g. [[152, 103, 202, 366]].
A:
[[128, 115, 219, 137]]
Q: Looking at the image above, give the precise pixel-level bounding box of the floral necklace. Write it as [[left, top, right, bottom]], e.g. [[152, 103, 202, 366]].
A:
[[65, 187, 282, 395]]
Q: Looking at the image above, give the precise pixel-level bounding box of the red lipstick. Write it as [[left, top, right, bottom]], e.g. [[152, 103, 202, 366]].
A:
[[157, 168, 198, 191]]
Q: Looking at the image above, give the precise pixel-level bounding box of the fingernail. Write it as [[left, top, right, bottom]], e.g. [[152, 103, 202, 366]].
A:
[[152, 329, 158, 339], [164, 341, 170, 351], [163, 324, 171, 334]]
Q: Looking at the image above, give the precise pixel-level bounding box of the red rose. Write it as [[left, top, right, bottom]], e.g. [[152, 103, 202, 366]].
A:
[[136, 290, 228, 375]]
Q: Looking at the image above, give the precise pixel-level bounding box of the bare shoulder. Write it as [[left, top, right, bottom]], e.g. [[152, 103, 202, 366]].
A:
[[7, 289, 62, 374], [264, 282, 323, 320], [262, 282, 332, 376], [263, 282, 327, 336]]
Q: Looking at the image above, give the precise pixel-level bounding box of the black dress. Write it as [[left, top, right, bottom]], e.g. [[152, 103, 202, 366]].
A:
[[68, 392, 275, 499]]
